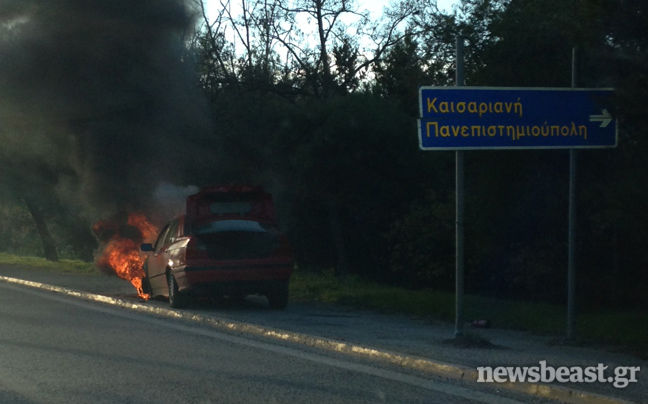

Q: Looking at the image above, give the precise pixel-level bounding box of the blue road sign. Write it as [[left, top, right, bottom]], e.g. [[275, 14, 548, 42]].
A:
[[418, 87, 617, 150]]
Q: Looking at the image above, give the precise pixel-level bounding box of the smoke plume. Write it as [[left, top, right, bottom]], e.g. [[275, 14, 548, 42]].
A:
[[0, 0, 212, 219]]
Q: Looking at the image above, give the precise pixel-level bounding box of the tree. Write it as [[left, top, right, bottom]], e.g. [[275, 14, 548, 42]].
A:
[[372, 32, 427, 114], [409, 0, 508, 86]]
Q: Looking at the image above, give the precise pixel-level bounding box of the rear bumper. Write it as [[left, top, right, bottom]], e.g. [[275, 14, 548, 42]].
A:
[[173, 261, 293, 294]]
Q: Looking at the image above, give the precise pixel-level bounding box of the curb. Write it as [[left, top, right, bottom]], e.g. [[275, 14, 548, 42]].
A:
[[0, 275, 637, 404]]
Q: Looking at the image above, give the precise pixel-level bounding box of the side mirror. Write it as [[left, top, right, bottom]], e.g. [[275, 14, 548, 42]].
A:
[[141, 243, 154, 252]]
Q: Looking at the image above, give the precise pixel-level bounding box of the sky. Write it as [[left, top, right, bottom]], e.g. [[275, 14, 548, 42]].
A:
[[201, 0, 458, 56], [355, 0, 457, 17], [203, 0, 458, 28]]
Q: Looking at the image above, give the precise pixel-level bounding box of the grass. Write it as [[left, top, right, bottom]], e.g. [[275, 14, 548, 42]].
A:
[[290, 269, 648, 356], [0, 252, 98, 275]]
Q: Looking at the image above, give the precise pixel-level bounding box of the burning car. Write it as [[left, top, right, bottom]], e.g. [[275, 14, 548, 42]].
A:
[[140, 185, 293, 309]]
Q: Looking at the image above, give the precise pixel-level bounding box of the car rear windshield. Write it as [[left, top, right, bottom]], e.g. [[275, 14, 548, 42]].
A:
[[193, 220, 270, 234], [191, 220, 278, 260], [209, 202, 252, 215]]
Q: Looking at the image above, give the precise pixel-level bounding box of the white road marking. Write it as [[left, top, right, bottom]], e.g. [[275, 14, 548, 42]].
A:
[[0, 282, 525, 404]]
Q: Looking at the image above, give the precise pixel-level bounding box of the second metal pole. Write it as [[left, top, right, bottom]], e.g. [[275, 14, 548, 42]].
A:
[[455, 37, 465, 337], [567, 47, 578, 340], [567, 149, 577, 339]]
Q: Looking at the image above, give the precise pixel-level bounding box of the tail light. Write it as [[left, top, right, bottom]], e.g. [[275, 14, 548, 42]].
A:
[[185, 237, 208, 260]]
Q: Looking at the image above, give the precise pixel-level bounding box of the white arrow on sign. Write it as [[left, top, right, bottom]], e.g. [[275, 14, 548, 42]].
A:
[[589, 109, 613, 128]]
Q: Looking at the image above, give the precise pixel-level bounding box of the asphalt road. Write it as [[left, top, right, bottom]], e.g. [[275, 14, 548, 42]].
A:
[[0, 282, 533, 404]]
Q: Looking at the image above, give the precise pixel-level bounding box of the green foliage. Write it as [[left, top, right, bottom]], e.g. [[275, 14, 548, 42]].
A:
[[387, 188, 455, 289], [477, 0, 583, 86], [0, 253, 96, 274], [290, 269, 457, 320], [372, 33, 427, 114], [333, 36, 363, 94], [0, 197, 95, 262], [579, 311, 648, 352], [0, 203, 42, 256]]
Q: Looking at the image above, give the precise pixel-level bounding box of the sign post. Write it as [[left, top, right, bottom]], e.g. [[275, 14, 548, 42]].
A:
[[567, 47, 579, 340], [455, 37, 465, 338], [418, 81, 617, 339]]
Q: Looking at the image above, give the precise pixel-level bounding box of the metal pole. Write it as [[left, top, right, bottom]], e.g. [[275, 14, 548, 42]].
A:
[[455, 36, 465, 337], [567, 47, 578, 340]]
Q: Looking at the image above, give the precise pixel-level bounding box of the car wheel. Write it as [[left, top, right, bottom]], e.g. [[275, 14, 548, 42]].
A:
[[167, 272, 188, 309], [267, 281, 289, 310], [141, 276, 152, 296], [141, 263, 153, 297]]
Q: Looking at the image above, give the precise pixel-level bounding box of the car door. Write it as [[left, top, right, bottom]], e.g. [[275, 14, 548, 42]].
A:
[[146, 224, 170, 294]]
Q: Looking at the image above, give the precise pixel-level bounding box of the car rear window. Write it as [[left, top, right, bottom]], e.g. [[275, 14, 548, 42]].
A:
[[210, 202, 252, 215], [193, 220, 269, 234], [191, 220, 279, 260]]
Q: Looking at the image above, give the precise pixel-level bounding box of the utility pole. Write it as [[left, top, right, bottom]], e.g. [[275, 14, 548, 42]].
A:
[[567, 47, 578, 340], [454, 36, 465, 337]]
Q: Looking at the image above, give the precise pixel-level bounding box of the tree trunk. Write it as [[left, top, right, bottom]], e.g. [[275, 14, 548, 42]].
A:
[[315, 0, 332, 96], [23, 195, 59, 262]]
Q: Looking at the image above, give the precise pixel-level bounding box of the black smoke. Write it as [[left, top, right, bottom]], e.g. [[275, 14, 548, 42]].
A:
[[0, 0, 212, 220]]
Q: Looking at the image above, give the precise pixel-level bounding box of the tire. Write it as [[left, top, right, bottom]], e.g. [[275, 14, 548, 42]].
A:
[[267, 281, 289, 310], [141, 263, 153, 297], [141, 276, 152, 296], [167, 272, 189, 309]]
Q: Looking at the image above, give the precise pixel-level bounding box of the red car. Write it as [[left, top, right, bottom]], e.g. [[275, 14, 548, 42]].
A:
[[141, 185, 293, 309]]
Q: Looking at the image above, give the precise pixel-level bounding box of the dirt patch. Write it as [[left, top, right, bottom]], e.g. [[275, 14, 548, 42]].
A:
[[442, 333, 502, 349]]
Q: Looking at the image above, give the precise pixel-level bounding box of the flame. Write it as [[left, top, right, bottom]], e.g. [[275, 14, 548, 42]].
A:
[[93, 213, 158, 300], [127, 213, 158, 241]]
